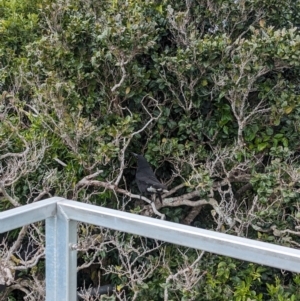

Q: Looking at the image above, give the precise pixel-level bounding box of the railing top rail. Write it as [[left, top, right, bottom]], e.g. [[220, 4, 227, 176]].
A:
[[0, 197, 63, 233], [58, 200, 300, 273], [1, 198, 300, 273]]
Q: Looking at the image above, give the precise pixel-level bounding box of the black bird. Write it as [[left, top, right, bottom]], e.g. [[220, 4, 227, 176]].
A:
[[132, 153, 168, 203]]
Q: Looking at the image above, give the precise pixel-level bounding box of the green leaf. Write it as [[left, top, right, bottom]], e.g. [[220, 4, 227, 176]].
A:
[[223, 125, 228, 134], [155, 4, 163, 14], [201, 79, 208, 86], [257, 142, 269, 151], [266, 127, 273, 135]]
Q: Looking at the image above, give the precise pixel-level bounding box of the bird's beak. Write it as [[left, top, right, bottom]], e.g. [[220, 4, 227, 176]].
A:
[[131, 152, 138, 157]]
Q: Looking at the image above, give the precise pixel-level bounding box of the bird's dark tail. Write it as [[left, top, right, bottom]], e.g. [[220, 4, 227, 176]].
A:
[[157, 193, 163, 204]]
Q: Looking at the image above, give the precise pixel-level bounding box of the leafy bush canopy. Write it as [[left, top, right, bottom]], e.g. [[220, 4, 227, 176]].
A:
[[1, 0, 300, 299]]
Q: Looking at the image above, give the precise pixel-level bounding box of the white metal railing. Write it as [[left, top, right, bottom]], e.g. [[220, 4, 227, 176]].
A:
[[1, 197, 300, 300]]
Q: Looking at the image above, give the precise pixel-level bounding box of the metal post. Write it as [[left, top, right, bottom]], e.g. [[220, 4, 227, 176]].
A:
[[45, 216, 57, 301], [45, 204, 77, 301]]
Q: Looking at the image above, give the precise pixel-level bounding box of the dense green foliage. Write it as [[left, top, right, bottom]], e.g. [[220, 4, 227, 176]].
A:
[[1, 0, 300, 300]]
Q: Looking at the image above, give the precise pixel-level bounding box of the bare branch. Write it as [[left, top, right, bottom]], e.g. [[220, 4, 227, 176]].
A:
[[76, 176, 165, 219], [0, 182, 20, 207], [111, 58, 127, 92]]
